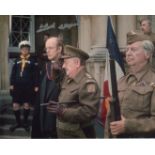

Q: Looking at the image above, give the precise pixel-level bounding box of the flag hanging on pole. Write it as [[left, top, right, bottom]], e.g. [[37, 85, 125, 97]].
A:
[[101, 16, 125, 126], [106, 16, 125, 74]]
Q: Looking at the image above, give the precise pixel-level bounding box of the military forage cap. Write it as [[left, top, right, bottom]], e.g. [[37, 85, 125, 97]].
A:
[[18, 40, 31, 49], [127, 30, 150, 44], [61, 45, 89, 60]]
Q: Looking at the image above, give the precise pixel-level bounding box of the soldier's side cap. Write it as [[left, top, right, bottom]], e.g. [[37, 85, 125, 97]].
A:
[[61, 45, 89, 60], [127, 30, 150, 44], [18, 40, 31, 49]]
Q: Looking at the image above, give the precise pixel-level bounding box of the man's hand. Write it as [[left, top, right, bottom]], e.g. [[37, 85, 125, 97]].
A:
[[110, 116, 125, 136], [47, 101, 64, 117]]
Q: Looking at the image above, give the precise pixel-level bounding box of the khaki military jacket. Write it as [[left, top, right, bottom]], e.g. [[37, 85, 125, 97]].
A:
[[104, 64, 155, 138], [57, 67, 100, 133]]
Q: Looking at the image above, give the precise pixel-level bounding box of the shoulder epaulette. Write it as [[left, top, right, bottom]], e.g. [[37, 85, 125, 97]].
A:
[[85, 73, 93, 79], [86, 79, 96, 83]]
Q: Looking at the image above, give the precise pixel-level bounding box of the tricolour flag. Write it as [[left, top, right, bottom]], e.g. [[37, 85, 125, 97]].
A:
[[101, 16, 125, 126]]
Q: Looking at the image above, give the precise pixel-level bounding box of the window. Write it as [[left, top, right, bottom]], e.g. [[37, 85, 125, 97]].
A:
[[9, 15, 35, 53], [35, 15, 78, 53]]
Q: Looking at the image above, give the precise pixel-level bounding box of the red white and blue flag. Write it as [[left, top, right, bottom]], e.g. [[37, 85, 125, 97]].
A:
[[101, 16, 125, 126]]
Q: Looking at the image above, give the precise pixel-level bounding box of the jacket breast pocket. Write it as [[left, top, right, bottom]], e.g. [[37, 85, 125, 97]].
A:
[[68, 88, 79, 102], [118, 86, 127, 104], [131, 86, 153, 111], [60, 87, 79, 107]]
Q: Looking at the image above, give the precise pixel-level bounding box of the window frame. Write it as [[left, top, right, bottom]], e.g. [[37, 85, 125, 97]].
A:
[[8, 15, 35, 53]]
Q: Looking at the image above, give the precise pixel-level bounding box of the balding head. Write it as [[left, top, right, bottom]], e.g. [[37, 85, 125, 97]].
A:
[[45, 36, 63, 60]]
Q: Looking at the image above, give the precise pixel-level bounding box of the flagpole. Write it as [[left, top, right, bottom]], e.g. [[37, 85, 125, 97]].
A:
[[101, 15, 125, 127], [106, 15, 123, 121]]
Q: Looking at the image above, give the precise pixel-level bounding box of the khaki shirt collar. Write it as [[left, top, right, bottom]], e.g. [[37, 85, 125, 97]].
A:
[[72, 67, 86, 83], [65, 67, 86, 84], [127, 63, 150, 82]]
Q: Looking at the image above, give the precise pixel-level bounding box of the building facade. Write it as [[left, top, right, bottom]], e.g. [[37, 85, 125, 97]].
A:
[[0, 15, 155, 106]]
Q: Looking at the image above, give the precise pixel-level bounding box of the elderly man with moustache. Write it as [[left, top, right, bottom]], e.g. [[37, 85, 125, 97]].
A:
[[47, 45, 100, 138]]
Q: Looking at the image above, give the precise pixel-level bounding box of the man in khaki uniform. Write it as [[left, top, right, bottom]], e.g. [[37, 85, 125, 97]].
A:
[[47, 45, 100, 138], [140, 18, 155, 44], [104, 31, 155, 138], [140, 18, 155, 68]]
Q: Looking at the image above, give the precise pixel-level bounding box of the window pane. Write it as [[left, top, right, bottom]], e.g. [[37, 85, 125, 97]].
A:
[[10, 15, 31, 48], [12, 17, 20, 31], [22, 18, 30, 32], [12, 32, 20, 46], [22, 32, 29, 40]]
